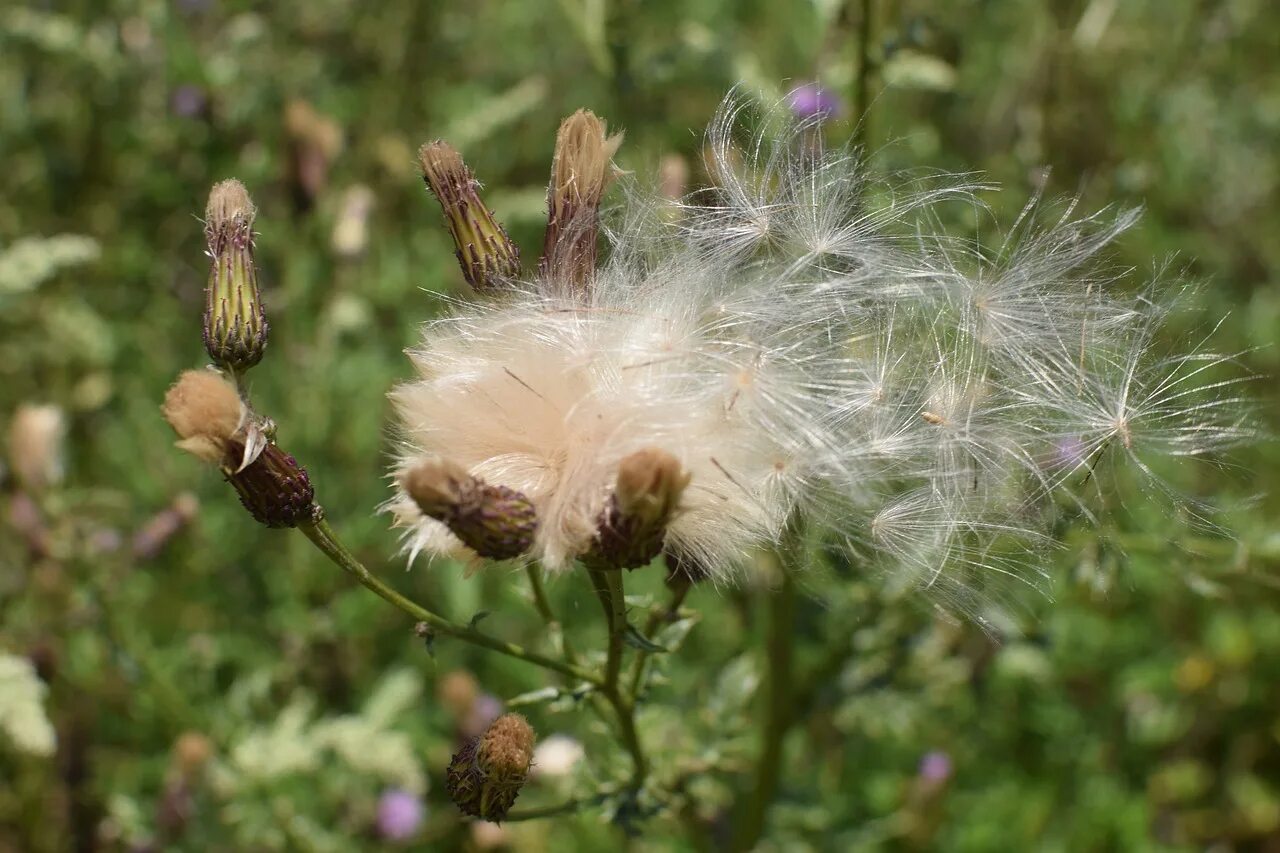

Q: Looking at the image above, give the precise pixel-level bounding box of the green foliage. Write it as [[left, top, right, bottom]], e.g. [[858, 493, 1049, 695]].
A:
[[1, 0, 1277, 850]]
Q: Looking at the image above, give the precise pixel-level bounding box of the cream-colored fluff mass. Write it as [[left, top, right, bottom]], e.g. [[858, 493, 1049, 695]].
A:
[[387, 94, 1251, 612]]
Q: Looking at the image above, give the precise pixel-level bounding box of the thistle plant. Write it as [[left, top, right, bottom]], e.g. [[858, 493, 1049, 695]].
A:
[[161, 92, 1253, 841]]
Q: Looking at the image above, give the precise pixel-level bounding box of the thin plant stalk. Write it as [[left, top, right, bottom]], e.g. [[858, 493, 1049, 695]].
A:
[[298, 518, 599, 685], [627, 572, 693, 697], [586, 565, 649, 791], [731, 549, 799, 851]]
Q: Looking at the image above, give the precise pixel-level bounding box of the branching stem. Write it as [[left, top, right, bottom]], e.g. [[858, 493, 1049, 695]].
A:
[[299, 518, 599, 685], [587, 565, 649, 792]]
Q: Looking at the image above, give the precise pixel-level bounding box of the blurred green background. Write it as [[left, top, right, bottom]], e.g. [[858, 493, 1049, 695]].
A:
[[2, 0, 1278, 850]]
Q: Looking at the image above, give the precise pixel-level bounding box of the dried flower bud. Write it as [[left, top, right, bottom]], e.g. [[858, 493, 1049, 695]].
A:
[[331, 184, 375, 260], [204, 180, 269, 372], [131, 492, 200, 560], [446, 713, 535, 822], [401, 458, 536, 559], [539, 110, 623, 294], [7, 404, 65, 492], [171, 731, 214, 777], [437, 670, 480, 724], [161, 370, 245, 464], [162, 370, 317, 528], [586, 448, 689, 570], [419, 141, 520, 293], [284, 99, 343, 211]]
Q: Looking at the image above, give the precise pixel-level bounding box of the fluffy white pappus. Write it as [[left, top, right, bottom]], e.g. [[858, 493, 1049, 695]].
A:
[[387, 92, 1254, 604]]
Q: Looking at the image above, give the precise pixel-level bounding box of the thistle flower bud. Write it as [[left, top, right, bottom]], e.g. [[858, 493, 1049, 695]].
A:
[[446, 713, 535, 822], [161, 370, 316, 528], [586, 448, 690, 570], [224, 440, 316, 528], [400, 458, 536, 560], [419, 141, 521, 293], [203, 180, 268, 372], [539, 109, 623, 294]]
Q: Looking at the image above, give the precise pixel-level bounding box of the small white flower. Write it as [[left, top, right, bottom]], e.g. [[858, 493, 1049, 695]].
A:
[[532, 734, 585, 778]]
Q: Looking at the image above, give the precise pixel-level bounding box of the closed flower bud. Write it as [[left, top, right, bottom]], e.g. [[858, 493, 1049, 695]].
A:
[[400, 458, 536, 560], [224, 441, 316, 528], [203, 180, 268, 372], [161, 370, 316, 528], [586, 448, 689, 570], [419, 141, 520, 293], [539, 110, 623, 294], [446, 713, 535, 822]]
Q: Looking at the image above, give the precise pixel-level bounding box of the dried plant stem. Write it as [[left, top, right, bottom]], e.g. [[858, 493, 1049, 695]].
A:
[[731, 551, 799, 852], [299, 519, 599, 685]]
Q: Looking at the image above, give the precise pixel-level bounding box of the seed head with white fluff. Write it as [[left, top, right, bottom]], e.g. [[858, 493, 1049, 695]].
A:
[[387, 94, 1252, 609]]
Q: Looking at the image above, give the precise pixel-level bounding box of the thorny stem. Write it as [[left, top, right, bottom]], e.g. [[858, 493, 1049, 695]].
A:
[[503, 784, 623, 822], [587, 565, 649, 792], [524, 562, 580, 665], [731, 550, 799, 852], [299, 518, 600, 685], [627, 571, 693, 698]]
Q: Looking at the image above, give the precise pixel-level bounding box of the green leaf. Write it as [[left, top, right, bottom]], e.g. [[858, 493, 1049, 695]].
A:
[[622, 624, 667, 653], [505, 686, 562, 708]]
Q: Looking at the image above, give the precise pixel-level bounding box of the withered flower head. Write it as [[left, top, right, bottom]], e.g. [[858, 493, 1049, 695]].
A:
[[7, 403, 65, 492], [162, 370, 315, 528], [539, 109, 623, 293], [400, 458, 537, 560], [446, 713, 535, 822], [419, 141, 521, 293], [161, 369, 245, 464], [587, 448, 689, 571], [204, 179, 269, 372]]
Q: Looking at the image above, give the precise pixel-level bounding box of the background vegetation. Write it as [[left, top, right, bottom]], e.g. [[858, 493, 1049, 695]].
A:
[[2, 0, 1278, 850]]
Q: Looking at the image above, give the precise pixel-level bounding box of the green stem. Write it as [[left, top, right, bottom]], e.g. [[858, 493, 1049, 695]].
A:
[[504, 784, 622, 822], [299, 519, 599, 685], [601, 569, 627, 691], [524, 563, 580, 665], [586, 565, 649, 791], [850, 0, 877, 150], [731, 552, 798, 852], [626, 573, 692, 698]]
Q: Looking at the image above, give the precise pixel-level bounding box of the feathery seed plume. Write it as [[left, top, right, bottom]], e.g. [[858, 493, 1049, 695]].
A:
[[389, 93, 1252, 616]]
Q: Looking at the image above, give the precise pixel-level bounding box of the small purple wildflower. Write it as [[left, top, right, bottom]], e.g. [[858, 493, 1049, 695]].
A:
[[464, 693, 503, 736], [170, 85, 207, 119], [918, 751, 952, 783], [376, 789, 424, 841], [788, 84, 841, 121]]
